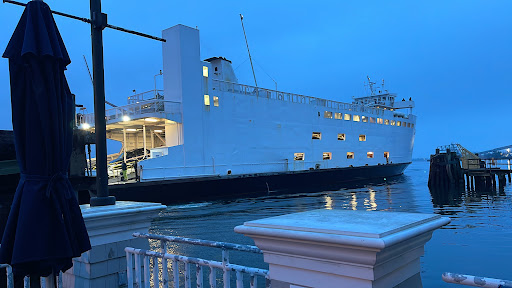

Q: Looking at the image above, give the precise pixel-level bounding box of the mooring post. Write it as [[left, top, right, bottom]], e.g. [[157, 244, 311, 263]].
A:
[[470, 176, 474, 191], [492, 174, 497, 191], [465, 173, 470, 191]]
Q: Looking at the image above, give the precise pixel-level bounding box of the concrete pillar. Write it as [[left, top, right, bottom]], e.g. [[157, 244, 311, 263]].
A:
[[123, 128, 127, 163], [465, 174, 470, 191], [63, 202, 165, 288], [143, 125, 147, 158], [151, 129, 155, 149], [235, 209, 450, 288]]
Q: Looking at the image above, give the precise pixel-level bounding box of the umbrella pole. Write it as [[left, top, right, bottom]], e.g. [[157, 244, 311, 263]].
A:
[[89, 0, 115, 206]]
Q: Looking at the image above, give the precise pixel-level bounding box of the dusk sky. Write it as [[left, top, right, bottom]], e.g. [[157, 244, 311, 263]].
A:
[[0, 0, 511, 158]]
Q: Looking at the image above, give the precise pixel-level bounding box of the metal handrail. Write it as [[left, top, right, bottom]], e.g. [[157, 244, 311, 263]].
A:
[[127, 232, 269, 288], [442, 272, 512, 287], [212, 79, 386, 116]]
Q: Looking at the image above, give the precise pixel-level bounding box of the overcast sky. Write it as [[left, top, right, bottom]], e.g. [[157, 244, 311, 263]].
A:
[[0, 0, 511, 158]]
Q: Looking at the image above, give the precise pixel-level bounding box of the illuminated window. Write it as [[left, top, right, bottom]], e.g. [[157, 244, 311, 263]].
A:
[[203, 66, 208, 77], [334, 112, 343, 119], [204, 95, 210, 106], [362, 116, 368, 123], [397, 121, 401, 127], [359, 135, 366, 141], [337, 133, 346, 141], [344, 114, 351, 121], [353, 115, 360, 122], [370, 117, 375, 123], [324, 111, 333, 118], [347, 152, 354, 159], [390, 120, 396, 126], [213, 96, 219, 107], [294, 153, 305, 161], [323, 152, 332, 160], [384, 152, 390, 158], [377, 118, 383, 124], [384, 119, 389, 125], [367, 152, 374, 158], [312, 132, 322, 140]]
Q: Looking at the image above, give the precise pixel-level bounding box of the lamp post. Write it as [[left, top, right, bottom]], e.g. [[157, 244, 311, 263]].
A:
[[89, 0, 115, 206]]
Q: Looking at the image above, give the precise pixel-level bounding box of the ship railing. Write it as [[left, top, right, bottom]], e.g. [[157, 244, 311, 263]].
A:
[[127, 89, 164, 104], [1, 263, 63, 288], [125, 232, 270, 288], [442, 272, 512, 287], [79, 99, 180, 127], [212, 79, 385, 116]]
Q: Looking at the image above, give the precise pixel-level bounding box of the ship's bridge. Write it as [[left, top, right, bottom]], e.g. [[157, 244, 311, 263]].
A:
[[77, 89, 183, 162]]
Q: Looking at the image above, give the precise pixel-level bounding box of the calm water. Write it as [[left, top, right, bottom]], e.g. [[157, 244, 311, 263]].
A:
[[149, 160, 512, 287]]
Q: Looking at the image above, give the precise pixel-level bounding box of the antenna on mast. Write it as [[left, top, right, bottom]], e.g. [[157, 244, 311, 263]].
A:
[[366, 75, 376, 96], [240, 14, 258, 87], [83, 55, 117, 107]]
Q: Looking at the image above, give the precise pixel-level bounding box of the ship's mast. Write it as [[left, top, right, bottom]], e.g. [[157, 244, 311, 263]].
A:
[[240, 14, 258, 87], [367, 75, 376, 96]]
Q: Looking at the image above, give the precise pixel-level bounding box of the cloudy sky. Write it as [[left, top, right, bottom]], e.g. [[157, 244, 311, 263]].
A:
[[0, 0, 510, 157]]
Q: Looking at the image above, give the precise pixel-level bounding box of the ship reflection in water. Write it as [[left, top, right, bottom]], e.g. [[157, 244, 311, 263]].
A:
[[150, 160, 512, 287]]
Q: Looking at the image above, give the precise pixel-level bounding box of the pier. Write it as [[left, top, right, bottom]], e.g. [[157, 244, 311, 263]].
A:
[[428, 144, 512, 193]]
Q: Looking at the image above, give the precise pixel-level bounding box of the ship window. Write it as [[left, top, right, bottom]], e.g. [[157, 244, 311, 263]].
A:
[[384, 152, 390, 158], [359, 135, 366, 141], [324, 111, 333, 118], [213, 96, 219, 107], [294, 153, 305, 161], [407, 122, 411, 128], [323, 152, 332, 160], [344, 114, 351, 121], [334, 112, 343, 119], [377, 118, 383, 124], [367, 152, 374, 158], [203, 66, 208, 77], [347, 152, 354, 159], [214, 67, 218, 72], [312, 132, 322, 140], [362, 116, 368, 123], [204, 95, 210, 106], [397, 121, 401, 126], [370, 117, 375, 123], [391, 120, 396, 126], [411, 124, 414, 129], [338, 133, 346, 141], [353, 115, 360, 122], [384, 119, 389, 125]]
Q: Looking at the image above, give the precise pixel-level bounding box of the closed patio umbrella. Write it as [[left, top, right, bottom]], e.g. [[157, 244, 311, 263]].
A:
[[0, 0, 91, 278]]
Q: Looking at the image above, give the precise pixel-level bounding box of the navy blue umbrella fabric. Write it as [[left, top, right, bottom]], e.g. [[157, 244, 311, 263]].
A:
[[0, 0, 91, 277]]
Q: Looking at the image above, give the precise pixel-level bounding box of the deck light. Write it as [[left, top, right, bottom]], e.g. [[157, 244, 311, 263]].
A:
[[122, 115, 130, 122], [126, 128, 137, 132], [81, 123, 91, 130], [145, 118, 158, 122], [154, 130, 163, 133]]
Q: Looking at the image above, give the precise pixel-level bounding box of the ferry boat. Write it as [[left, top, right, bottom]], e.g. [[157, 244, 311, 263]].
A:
[[80, 24, 416, 203]]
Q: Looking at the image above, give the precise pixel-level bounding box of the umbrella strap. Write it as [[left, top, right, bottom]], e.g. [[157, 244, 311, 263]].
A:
[[20, 172, 71, 198]]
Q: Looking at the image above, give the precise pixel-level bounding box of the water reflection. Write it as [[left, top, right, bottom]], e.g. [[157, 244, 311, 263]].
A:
[[151, 161, 512, 287]]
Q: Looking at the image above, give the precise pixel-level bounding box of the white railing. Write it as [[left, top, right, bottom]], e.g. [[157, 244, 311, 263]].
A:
[[128, 90, 164, 104], [80, 99, 181, 127], [442, 272, 512, 287], [212, 79, 385, 116], [1, 265, 63, 288], [125, 233, 270, 288]]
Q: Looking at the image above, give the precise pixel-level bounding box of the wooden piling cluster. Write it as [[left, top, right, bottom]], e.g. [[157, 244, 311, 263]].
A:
[[429, 148, 512, 193], [428, 148, 464, 191]]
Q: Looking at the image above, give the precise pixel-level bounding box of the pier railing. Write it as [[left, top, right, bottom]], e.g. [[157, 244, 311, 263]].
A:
[[1, 264, 63, 288], [126, 232, 270, 288], [442, 272, 512, 287], [212, 79, 385, 116]]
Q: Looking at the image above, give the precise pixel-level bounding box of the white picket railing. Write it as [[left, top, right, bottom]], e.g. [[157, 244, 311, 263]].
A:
[[125, 233, 270, 288], [0, 264, 62, 288]]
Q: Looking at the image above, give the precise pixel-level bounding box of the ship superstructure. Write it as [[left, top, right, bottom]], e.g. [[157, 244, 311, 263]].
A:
[[81, 24, 416, 185]]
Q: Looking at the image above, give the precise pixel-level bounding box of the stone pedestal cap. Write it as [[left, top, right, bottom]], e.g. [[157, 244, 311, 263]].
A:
[[235, 209, 450, 288]]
